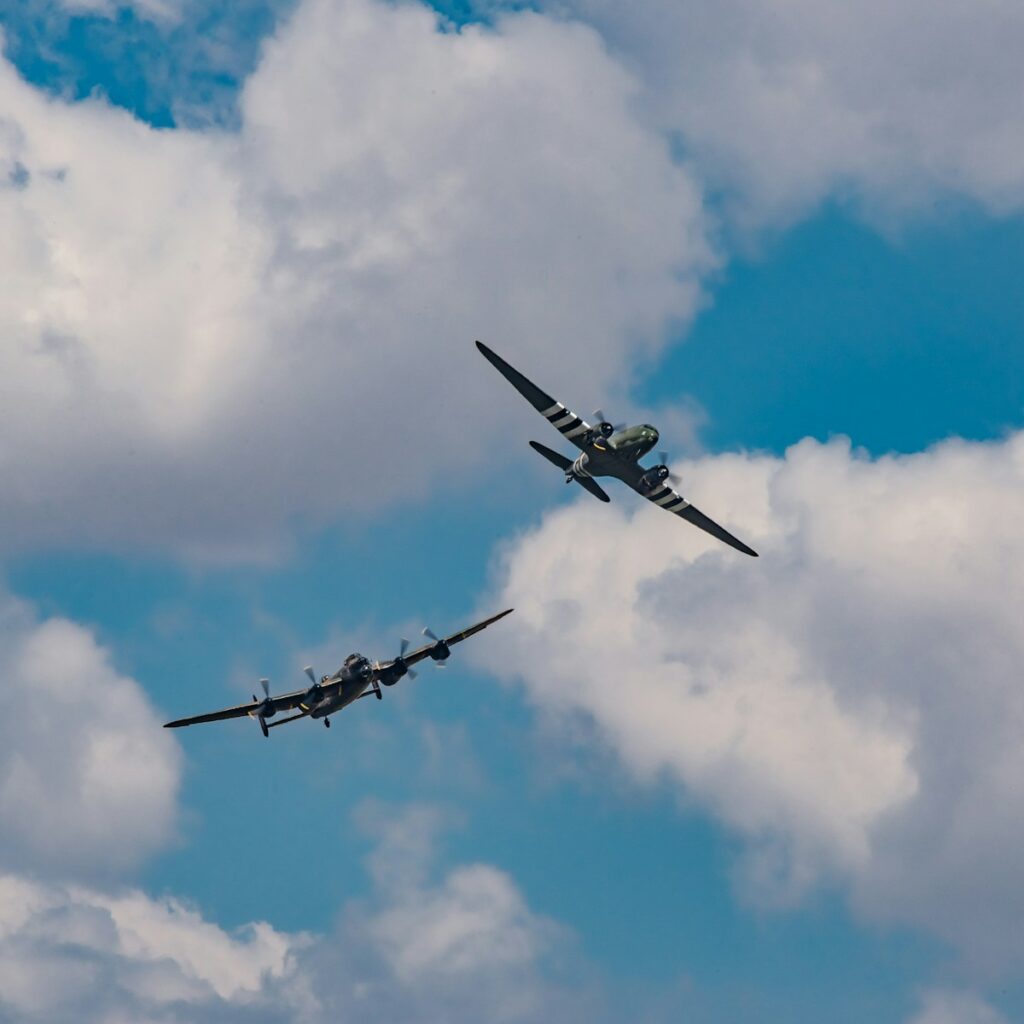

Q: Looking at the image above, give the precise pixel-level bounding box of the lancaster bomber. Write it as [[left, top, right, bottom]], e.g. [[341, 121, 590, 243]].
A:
[[164, 608, 513, 737], [476, 340, 757, 557]]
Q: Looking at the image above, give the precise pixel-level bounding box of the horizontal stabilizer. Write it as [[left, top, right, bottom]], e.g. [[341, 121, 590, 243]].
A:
[[529, 441, 610, 503], [529, 439, 572, 471]]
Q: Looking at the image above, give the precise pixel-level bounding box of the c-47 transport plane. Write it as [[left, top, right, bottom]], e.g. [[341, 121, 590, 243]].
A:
[[476, 341, 757, 557], [164, 608, 513, 737]]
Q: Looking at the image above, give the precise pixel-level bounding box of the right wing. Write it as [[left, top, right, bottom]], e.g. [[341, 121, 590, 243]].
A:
[[476, 341, 594, 451], [163, 688, 307, 728]]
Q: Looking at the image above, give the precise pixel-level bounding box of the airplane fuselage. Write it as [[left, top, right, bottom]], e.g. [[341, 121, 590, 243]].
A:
[[305, 654, 373, 718], [572, 424, 660, 482]]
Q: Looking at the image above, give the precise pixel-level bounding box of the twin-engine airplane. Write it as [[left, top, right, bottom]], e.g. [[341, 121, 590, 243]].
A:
[[476, 341, 757, 557], [164, 608, 513, 738]]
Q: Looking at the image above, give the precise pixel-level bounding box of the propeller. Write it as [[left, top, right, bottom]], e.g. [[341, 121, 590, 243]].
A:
[[398, 638, 418, 680], [422, 626, 451, 664], [379, 637, 418, 683], [658, 451, 682, 485], [591, 409, 625, 439], [250, 677, 274, 738], [302, 664, 324, 704]]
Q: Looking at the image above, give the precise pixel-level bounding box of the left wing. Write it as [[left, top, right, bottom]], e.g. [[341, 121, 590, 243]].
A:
[[627, 473, 758, 557], [476, 341, 594, 451], [398, 607, 514, 669]]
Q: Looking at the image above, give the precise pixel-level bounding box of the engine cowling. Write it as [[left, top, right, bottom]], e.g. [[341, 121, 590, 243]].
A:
[[302, 683, 323, 707], [639, 465, 670, 492], [380, 660, 408, 686]]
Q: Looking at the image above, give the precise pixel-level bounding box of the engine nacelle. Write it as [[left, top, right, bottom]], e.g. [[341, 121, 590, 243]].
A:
[[379, 660, 407, 686], [429, 641, 451, 661], [639, 465, 670, 492], [309, 696, 336, 719]]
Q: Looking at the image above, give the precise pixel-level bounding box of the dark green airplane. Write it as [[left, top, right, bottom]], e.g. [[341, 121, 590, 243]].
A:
[[476, 341, 757, 557], [164, 608, 513, 737]]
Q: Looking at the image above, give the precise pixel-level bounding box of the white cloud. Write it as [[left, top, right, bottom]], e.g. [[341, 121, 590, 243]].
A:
[[0, 0, 710, 560], [908, 990, 1009, 1024], [558, 0, 1024, 226], [0, 873, 303, 1022], [56, 0, 183, 21], [480, 432, 1024, 967], [0, 591, 181, 875], [0, 803, 594, 1023]]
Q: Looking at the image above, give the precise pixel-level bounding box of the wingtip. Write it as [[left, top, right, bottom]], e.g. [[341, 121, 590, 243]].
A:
[[475, 339, 502, 366]]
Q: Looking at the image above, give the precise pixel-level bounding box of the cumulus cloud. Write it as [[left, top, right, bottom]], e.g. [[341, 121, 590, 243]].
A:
[[557, 0, 1024, 226], [0, 0, 709, 560], [0, 803, 594, 1023], [479, 432, 1024, 969], [0, 873, 304, 1022], [0, 591, 180, 875]]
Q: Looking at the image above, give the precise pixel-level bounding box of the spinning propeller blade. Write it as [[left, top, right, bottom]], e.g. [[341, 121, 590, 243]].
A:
[[658, 451, 682, 485], [422, 625, 451, 666], [251, 677, 273, 738], [397, 638, 417, 679], [592, 408, 624, 437]]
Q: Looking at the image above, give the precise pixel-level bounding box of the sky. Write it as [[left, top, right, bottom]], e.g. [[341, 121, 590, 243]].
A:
[[0, 1, 1023, 1021]]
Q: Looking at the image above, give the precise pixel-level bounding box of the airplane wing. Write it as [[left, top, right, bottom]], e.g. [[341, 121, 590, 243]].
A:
[[627, 473, 758, 557], [399, 607, 515, 668], [476, 341, 594, 452], [163, 688, 307, 729]]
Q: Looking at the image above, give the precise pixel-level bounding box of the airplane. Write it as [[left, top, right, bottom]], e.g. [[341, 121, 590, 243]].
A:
[[476, 340, 757, 557], [163, 608, 513, 738]]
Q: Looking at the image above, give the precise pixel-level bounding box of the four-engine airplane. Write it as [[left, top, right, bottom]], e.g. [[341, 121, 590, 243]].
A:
[[476, 341, 757, 557], [164, 608, 513, 738]]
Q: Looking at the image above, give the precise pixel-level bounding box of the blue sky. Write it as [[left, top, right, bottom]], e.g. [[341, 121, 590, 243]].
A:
[[1, 2, 1023, 1022]]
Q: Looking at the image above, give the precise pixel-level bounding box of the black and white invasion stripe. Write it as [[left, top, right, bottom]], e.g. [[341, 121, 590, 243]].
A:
[[645, 485, 690, 514], [541, 402, 591, 441]]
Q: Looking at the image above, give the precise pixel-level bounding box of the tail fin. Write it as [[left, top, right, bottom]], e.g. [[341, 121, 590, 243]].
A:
[[529, 441, 610, 503]]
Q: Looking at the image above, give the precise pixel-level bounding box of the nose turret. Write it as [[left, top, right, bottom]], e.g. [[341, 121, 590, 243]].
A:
[[341, 654, 372, 682]]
